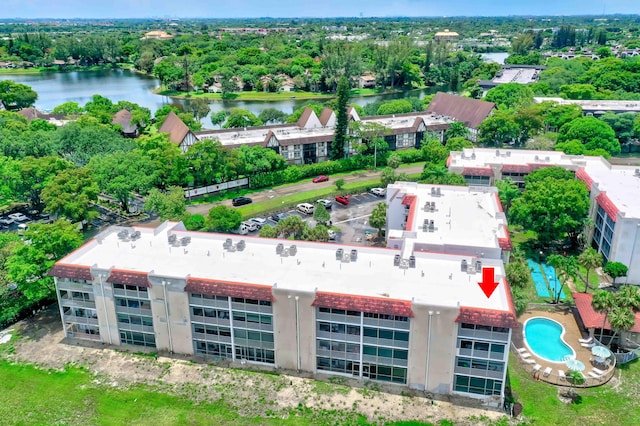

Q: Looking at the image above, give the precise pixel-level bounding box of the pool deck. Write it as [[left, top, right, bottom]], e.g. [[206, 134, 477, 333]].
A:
[[511, 309, 615, 387]]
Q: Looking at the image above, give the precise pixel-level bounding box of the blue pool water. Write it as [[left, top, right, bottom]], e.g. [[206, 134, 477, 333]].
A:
[[524, 317, 575, 362]]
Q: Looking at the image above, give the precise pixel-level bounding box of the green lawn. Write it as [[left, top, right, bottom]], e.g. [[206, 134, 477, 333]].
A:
[[0, 360, 442, 426], [508, 353, 640, 425]]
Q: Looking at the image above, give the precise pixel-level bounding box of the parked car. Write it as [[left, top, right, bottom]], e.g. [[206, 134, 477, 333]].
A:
[[370, 187, 386, 197], [0, 217, 14, 226], [271, 212, 288, 222], [232, 197, 252, 207], [296, 203, 315, 215], [249, 217, 267, 229], [328, 229, 337, 240], [312, 175, 329, 183], [8, 213, 29, 222], [316, 199, 332, 209], [335, 195, 351, 205], [240, 221, 258, 232]]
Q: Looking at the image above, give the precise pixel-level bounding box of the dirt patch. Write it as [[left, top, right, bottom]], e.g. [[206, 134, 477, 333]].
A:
[[1, 306, 510, 425]]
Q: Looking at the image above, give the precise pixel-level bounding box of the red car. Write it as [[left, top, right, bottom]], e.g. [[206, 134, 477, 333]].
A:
[[335, 195, 351, 205], [312, 175, 329, 183]]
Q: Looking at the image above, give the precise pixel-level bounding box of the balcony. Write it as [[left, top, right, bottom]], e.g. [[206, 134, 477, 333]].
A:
[[117, 323, 155, 334], [454, 366, 505, 380], [457, 328, 509, 342], [189, 297, 228, 309], [59, 298, 96, 309], [64, 314, 99, 326], [231, 302, 273, 315], [233, 338, 275, 350], [113, 288, 149, 300], [192, 332, 232, 345], [362, 336, 409, 349], [191, 316, 231, 328], [316, 348, 360, 361], [362, 317, 410, 330], [115, 305, 152, 317], [316, 311, 361, 325], [316, 330, 361, 343], [57, 280, 93, 292], [362, 354, 408, 368]]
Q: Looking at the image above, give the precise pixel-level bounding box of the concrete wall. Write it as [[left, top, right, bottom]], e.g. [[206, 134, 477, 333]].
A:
[[407, 302, 459, 394], [148, 276, 192, 355], [610, 219, 640, 285], [272, 287, 317, 372], [91, 267, 120, 345]]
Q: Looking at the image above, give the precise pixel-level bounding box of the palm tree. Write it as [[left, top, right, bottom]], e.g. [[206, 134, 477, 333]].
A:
[[592, 290, 615, 343], [547, 254, 578, 304], [565, 369, 585, 402], [608, 307, 636, 344], [615, 285, 640, 311], [578, 248, 603, 293]]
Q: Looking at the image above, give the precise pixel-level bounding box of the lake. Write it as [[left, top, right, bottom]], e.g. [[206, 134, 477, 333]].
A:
[[0, 70, 446, 129]]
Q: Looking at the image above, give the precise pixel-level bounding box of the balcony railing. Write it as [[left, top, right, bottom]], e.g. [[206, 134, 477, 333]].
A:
[[112, 289, 149, 300], [316, 330, 361, 343], [64, 315, 99, 326], [117, 323, 155, 334], [362, 336, 409, 349], [190, 316, 231, 328], [59, 298, 96, 309], [192, 332, 232, 345], [454, 365, 504, 380]]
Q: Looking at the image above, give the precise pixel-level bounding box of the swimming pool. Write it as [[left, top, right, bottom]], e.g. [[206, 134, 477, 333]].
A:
[[523, 317, 575, 362]]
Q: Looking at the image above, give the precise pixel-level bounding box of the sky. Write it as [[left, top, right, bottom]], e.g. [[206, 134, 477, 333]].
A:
[[2, 0, 640, 19]]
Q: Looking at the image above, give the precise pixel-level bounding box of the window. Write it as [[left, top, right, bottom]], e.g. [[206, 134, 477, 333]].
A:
[[195, 341, 232, 359], [454, 375, 502, 396], [120, 330, 155, 347], [235, 346, 274, 364]]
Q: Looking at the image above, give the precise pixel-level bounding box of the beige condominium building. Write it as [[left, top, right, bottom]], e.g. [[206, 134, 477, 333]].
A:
[[50, 190, 517, 406], [448, 148, 640, 284]]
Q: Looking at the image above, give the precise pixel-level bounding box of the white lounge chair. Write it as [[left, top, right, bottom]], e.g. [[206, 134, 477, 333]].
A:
[[558, 370, 566, 381], [592, 367, 606, 375], [578, 336, 593, 344], [581, 342, 595, 348], [542, 367, 552, 377], [516, 347, 528, 353], [532, 364, 542, 373], [520, 352, 532, 359], [588, 371, 603, 381], [523, 358, 536, 364]]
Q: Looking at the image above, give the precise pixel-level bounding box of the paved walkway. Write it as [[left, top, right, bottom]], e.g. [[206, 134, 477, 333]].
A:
[[186, 164, 425, 216]]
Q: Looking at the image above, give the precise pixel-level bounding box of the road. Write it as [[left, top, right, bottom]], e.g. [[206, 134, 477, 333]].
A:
[[186, 164, 425, 216]]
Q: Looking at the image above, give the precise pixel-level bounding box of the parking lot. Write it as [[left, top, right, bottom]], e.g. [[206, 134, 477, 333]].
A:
[[242, 191, 386, 246]]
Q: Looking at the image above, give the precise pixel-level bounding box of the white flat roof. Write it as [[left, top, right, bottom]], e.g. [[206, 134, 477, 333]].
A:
[[493, 68, 538, 84], [534, 97, 640, 112], [449, 148, 640, 219], [197, 125, 335, 146], [388, 182, 508, 251], [361, 113, 453, 130], [61, 222, 511, 312]]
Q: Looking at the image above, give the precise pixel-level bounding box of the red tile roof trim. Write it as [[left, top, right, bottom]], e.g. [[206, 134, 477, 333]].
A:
[[456, 278, 518, 328], [573, 292, 640, 333], [498, 225, 513, 251], [575, 168, 593, 191], [106, 269, 151, 288], [401, 195, 417, 231], [595, 193, 619, 222], [185, 278, 274, 301], [502, 164, 531, 174], [446, 155, 452, 168], [462, 167, 493, 177], [48, 264, 93, 281], [313, 292, 414, 317]]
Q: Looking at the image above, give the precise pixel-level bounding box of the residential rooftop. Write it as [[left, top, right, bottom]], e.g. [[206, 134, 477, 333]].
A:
[[448, 148, 640, 219], [386, 182, 510, 258], [534, 97, 640, 114], [58, 222, 512, 313]]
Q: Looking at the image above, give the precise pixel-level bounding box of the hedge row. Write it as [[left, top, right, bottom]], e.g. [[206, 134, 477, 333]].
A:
[[249, 149, 425, 190]]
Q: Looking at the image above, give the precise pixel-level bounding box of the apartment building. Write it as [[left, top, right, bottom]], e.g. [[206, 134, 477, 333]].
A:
[[51, 217, 517, 406], [448, 148, 640, 284], [385, 182, 512, 263]]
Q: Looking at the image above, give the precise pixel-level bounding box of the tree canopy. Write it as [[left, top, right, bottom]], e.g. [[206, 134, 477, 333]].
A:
[[557, 116, 620, 156]]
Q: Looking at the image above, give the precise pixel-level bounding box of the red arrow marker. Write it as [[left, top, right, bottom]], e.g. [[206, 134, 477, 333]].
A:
[[478, 267, 499, 299]]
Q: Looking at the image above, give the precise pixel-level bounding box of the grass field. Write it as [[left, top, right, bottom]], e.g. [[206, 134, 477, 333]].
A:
[[508, 353, 640, 425], [0, 360, 443, 426]]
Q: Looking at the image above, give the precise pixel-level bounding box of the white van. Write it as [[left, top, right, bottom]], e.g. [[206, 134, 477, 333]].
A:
[[296, 203, 315, 215], [240, 221, 258, 233]]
